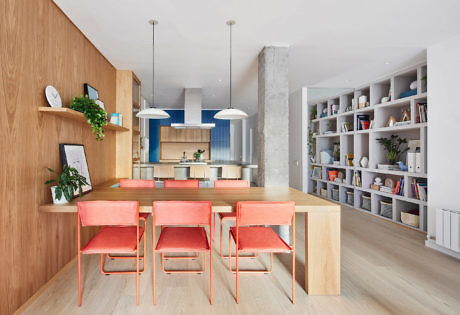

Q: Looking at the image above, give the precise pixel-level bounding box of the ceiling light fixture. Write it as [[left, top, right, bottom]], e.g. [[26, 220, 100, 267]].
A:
[[214, 20, 248, 120], [137, 20, 170, 119], [384, 61, 391, 65]]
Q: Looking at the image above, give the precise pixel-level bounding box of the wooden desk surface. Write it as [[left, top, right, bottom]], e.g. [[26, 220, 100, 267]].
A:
[[39, 180, 339, 214]]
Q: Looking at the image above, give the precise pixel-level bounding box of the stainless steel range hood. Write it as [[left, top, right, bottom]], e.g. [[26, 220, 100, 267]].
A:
[[171, 88, 215, 129]]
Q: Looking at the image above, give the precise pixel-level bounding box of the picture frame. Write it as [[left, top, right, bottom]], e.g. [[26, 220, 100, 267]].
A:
[[84, 83, 99, 100], [59, 144, 92, 196]]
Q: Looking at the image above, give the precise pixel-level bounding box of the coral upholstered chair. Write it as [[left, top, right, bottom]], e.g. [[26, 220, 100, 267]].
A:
[[77, 201, 144, 306], [229, 201, 296, 304], [163, 179, 199, 188], [152, 201, 213, 305], [213, 180, 255, 258]]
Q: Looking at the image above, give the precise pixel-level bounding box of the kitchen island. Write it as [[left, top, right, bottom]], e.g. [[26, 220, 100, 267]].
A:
[[133, 161, 257, 183]]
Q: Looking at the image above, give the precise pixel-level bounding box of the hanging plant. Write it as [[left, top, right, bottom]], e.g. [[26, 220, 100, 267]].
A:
[[70, 95, 108, 141]]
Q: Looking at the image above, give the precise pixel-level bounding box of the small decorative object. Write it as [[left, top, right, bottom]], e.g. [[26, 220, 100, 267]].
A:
[[320, 150, 333, 164], [346, 154, 354, 166], [396, 161, 408, 171], [358, 95, 368, 109], [110, 113, 123, 126], [381, 96, 389, 103], [45, 166, 89, 204], [385, 178, 395, 188], [328, 170, 339, 181], [374, 177, 382, 185], [333, 142, 340, 163], [370, 184, 380, 191], [359, 156, 369, 168], [346, 105, 352, 112], [95, 99, 105, 110], [84, 83, 99, 100], [386, 115, 397, 127], [59, 144, 92, 195], [194, 149, 206, 160], [312, 167, 321, 178], [409, 80, 417, 90], [332, 104, 339, 115], [400, 109, 410, 122], [45, 85, 62, 108], [376, 135, 409, 165], [70, 95, 108, 141]]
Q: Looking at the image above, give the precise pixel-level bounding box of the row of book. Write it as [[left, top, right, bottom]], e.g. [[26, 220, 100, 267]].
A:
[[353, 171, 361, 187], [416, 102, 427, 123], [356, 114, 370, 130], [411, 179, 427, 201], [394, 178, 404, 196]]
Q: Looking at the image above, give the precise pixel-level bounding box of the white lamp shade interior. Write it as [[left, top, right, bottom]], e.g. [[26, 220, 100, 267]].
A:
[[214, 108, 248, 120], [136, 108, 170, 119]]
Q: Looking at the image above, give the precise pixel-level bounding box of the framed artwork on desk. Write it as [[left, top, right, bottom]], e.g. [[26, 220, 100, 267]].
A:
[[59, 143, 92, 196]]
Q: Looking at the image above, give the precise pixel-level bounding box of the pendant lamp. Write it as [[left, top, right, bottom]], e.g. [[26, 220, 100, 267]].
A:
[[214, 21, 248, 120], [137, 20, 170, 119]]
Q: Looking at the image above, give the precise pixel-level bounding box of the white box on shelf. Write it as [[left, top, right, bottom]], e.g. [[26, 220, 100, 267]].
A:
[[415, 152, 422, 173], [407, 152, 416, 172]]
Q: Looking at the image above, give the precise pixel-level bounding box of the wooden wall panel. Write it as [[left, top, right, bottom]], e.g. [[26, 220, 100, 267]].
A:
[[0, 1, 117, 313]]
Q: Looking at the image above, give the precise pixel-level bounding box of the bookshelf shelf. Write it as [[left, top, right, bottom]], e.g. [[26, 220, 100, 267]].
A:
[[306, 62, 428, 233]]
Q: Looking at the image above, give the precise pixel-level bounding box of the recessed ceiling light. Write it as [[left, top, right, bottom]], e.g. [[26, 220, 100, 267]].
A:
[[218, 79, 222, 82], [384, 61, 391, 65]]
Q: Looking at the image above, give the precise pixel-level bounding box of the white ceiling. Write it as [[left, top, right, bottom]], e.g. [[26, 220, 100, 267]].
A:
[[55, 0, 460, 115]]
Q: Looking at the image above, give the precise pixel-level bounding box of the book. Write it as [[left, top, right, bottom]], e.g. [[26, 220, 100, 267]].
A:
[[356, 114, 370, 131]]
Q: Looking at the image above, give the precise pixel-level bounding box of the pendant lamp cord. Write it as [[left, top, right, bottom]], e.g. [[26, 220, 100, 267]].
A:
[[152, 22, 155, 108], [229, 22, 233, 109]]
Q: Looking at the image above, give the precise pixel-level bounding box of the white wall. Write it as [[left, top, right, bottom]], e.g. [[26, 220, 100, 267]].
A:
[[426, 34, 460, 237], [230, 120, 243, 161], [289, 88, 308, 192]]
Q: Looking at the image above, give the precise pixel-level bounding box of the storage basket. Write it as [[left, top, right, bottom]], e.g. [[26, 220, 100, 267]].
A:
[[320, 188, 328, 198], [332, 188, 339, 201], [401, 209, 419, 228], [380, 200, 393, 218], [361, 195, 371, 211], [346, 191, 354, 205]]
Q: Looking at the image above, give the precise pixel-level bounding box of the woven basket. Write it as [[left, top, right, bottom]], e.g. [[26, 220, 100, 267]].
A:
[[401, 210, 419, 228], [332, 188, 339, 201], [380, 200, 393, 218], [361, 195, 371, 211], [320, 188, 328, 198], [346, 191, 354, 205]]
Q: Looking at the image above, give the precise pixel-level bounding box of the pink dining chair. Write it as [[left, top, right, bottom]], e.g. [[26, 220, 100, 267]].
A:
[[152, 201, 213, 305], [213, 180, 256, 259], [163, 179, 199, 188], [77, 201, 144, 306], [108, 179, 154, 264], [229, 201, 296, 304]]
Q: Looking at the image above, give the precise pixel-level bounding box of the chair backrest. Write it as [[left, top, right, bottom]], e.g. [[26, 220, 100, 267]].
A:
[[163, 179, 199, 188], [154, 165, 174, 179], [78, 201, 139, 227], [221, 165, 242, 179], [119, 179, 155, 188], [214, 180, 249, 188], [236, 201, 295, 226], [189, 165, 210, 179], [153, 201, 212, 226]]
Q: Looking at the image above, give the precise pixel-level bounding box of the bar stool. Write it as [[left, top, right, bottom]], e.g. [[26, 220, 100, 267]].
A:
[[221, 165, 242, 180], [229, 201, 296, 304], [189, 165, 211, 187], [153, 165, 174, 186], [152, 201, 213, 305], [77, 201, 144, 305]]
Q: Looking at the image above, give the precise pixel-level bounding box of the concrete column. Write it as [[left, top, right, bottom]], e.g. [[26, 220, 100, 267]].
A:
[[257, 46, 290, 242]]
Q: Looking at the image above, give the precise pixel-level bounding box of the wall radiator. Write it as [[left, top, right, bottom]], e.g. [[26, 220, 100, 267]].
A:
[[436, 208, 460, 252]]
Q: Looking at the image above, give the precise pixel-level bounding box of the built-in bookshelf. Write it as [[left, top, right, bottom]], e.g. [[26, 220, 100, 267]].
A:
[[308, 63, 428, 232]]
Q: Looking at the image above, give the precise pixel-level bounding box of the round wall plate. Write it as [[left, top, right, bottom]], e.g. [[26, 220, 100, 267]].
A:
[[45, 85, 62, 108]]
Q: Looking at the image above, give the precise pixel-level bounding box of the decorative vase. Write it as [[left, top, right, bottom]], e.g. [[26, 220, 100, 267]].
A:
[[51, 186, 68, 205], [359, 156, 369, 168]]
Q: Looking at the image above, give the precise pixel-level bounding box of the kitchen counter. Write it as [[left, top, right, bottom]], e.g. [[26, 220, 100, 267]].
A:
[[134, 161, 258, 168]]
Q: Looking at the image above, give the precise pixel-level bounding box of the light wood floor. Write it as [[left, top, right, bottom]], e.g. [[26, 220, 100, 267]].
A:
[[20, 206, 460, 315]]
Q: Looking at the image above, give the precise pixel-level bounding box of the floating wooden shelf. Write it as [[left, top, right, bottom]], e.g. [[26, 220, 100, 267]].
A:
[[38, 107, 129, 131]]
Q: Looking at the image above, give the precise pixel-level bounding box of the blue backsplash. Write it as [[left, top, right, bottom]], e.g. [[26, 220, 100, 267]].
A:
[[149, 110, 230, 162]]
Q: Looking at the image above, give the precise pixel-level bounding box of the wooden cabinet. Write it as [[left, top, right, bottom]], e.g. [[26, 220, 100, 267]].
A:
[[159, 126, 211, 161], [160, 126, 210, 143]]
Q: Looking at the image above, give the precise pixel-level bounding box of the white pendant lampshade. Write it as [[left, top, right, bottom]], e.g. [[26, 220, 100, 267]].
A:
[[136, 107, 170, 119], [214, 20, 248, 120], [214, 108, 248, 120], [136, 19, 170, 120]]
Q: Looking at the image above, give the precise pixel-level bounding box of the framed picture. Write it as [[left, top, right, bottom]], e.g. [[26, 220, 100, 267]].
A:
[[59, 144, 92, 196], [84, 83, 99, 100]]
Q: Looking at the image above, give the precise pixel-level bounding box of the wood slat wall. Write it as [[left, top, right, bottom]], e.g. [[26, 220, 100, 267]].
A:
[[0, 0, 117, 313]]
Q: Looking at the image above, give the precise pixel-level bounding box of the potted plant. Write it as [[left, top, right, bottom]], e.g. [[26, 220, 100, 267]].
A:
[[376, 135, 409, 165], [311, 108, 317, 120], [45, 166, 89, 204], [308, 128, 315, 163], [70, 95, 108, 141]]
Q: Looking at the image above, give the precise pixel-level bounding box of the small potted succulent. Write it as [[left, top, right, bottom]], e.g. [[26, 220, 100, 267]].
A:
[[45, 166, 89, 204], [376, 135, 409, 165]]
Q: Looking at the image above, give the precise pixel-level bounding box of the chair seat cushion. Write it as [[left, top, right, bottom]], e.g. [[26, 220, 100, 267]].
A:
[[219, 212, 236, 220], [230, 227, 292, 253], [81, 226, 144, 254], [156, 227, 210, 252]]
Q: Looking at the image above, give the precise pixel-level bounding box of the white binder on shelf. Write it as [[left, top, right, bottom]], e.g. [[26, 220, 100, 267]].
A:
[[407, 152, 416, 172], [415, 152, 422, 173]]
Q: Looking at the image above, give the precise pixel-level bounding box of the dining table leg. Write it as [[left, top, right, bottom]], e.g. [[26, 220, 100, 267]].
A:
[[304, 209, 341, 295]]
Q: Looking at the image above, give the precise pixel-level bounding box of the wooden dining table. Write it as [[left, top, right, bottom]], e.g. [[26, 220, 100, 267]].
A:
[[40, 179, 341, 296]]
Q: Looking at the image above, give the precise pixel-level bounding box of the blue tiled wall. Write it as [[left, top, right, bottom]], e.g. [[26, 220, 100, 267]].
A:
[[149, 110, 230, 162]]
